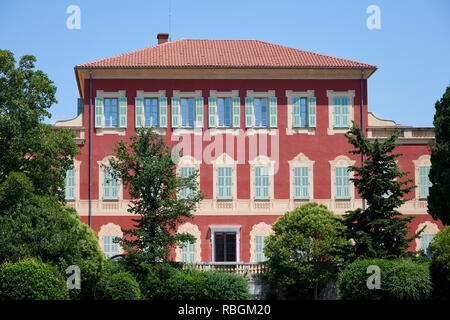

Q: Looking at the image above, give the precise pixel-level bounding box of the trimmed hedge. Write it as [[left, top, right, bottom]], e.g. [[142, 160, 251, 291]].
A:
[[338, 259, 431, 300], [0, 259, 69, 300], [140, 264, 250, 300], [430, 226, 450, 300], [104, 272, 141, 300]]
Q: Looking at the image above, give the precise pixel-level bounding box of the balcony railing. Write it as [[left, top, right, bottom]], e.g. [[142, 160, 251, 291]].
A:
[[182, 262, 266, 275]]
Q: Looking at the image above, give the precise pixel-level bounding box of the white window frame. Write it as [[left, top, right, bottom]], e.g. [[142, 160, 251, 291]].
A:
[[96, 90, 127, 136], [176, 223, 202, 263], [326, 90, 355, 135], [249, 222, 274, 263], [249, 155, 275, 202], [211, 153, 237, 203], [209, 225, 241, 263], [172, 90, 203, 135], [136, 90, 166, 134], [412, 155, 431, 200], [97, 156, 123, 203], [288, 153, 315, 202], [285, 90, 315, 135], [246, 90, 277, 135], [329, 155, 355, 201]]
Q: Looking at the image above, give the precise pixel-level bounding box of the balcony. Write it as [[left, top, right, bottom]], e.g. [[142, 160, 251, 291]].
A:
[[182, 262, 266, 275]]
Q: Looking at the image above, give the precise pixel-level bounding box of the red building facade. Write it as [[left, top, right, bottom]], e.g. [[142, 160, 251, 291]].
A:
[[56, 35, 442, 263]]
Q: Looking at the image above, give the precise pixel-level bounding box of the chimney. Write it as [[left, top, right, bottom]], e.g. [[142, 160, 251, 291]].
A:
[[157, 33, 169, 45]]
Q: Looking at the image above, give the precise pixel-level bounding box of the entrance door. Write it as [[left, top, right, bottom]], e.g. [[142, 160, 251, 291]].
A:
[[214, 232, 236, 262]]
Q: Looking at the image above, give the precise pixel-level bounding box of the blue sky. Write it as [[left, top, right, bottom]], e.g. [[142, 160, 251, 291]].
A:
[[1, 0, 449, 127]]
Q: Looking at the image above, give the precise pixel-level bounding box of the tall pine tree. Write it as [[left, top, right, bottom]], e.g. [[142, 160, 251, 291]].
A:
[[428, 85, 450, 225], [343, 121, 421, 260]]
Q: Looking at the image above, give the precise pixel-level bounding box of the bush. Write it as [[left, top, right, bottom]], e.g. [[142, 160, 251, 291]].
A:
[[429, 226, 450, 300], [94, 260, 128, 300], [338, 259, 431, 300], [0, 259, 69, 300], [140, 263, 250, 300], [104, 272, 141, 300]]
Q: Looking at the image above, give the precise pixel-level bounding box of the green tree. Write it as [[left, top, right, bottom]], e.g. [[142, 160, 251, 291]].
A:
[[0, 172, 105, 299], [428, 85, 450, 225], [264, 202, 350, 299], [343, 121, 419, 260], [108, 128, 203, 273], [0, 50, 79, 202], [429, 226, 450, 300]]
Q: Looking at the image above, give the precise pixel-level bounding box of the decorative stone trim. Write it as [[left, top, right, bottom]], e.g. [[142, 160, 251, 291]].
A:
[[246, 90, 276, 98], [136, 90, 166, 98], [175, 223, 202, 262], [326, 90, 355, 135], [288, 152, 315, 201], [412, 155, 431, 199], [414, 221, 439, 251], [98, 222, 124, 255], [285, 90, 315, 135], [329, 155, 356, 204], [249, 222, 274, 262], [209, 90, 239, 98]]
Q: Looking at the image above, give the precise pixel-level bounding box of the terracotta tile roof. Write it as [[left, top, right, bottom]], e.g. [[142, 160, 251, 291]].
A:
[[75, 39, 376, 69]]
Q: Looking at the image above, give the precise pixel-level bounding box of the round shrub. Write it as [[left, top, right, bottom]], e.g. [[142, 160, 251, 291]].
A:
[[0, 259, 69, 300], [338, 259, 431, 300], [140, 263, 179, 300], [104, 272, 141, 300], [94, 260, 127, 300], [429, 226, 450, 300]]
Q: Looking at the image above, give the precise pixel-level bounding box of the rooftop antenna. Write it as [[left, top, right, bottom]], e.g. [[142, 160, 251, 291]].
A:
[[169, 0, 172, 41]]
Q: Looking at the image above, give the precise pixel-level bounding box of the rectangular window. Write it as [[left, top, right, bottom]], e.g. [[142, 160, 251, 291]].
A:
[[254, 98, 268, 127], [294, 167, 309, 199], [420, 234, 434, 258], [217, 98, 232, 127], [255, 166, 270, 200], [333, 96, 349, 128], [144, 98, 159, 127], [255, 235, 268, 263], [65, 167, 76, 200], [300, 98, 308, 127], [180, 167, 195, 199], [181, 240, 196, 263], [217, 167, 232, 199], [335, 167, 350, 199], [419, 166, 431, 199], [103, 236, 119, 258], [103, 168, 119, 200], [104, 98, 118, 127], [214, 232, 236, 262], [180, 98, 195, 128]]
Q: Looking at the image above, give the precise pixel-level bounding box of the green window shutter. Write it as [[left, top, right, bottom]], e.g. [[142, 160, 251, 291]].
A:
[[333, 97, 341, 128], [255, 167, 269, 200], [119, 97, 127, 128], [171, 97, 180, 128], [208, 97, 217, 128], [180, 167, 195, 199], [95, 97, 104, 128], [135, 97, 144, 128], [159, 97, 168, 128], [232, 96, 241, 128], [77, 98, 84, 115], [65, 168, 75, 200], [420, 234, 434, 257], [336, 167, 350, 199], [104, 168, 118, 200], [341, 97, 349, 127], [255, 236, 267, 262], [419, 166, 431, 198], [181, 240, 196, 263], [308, 96, 316, 128], [269, 96, 277, 128], [294, 167, 309, 200], [292, 97, 301, 128], [218, 167, 232, 199], [245, 97, 253, 128], [195, 96, 204, 128], [255, 167, 261, 199]]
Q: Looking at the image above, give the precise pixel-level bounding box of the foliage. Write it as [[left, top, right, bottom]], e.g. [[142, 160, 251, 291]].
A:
[[343, 121, 419, 260], [264, 202, 350, 299], [108, 128, 203, 273], [94, 260, 128, 299], [0, 172, 105, 299], [0, 259, 69, 300], [429, 226, 450, 300], [338, 258, 431, 300], [428, 85, 450, 225], [104, 272, 141, 300], [140, 264, 249, 300], [0, 50, 79, 202]]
